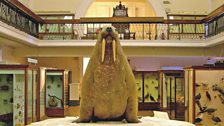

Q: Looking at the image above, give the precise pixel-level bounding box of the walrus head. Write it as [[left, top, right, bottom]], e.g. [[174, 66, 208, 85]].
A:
[[100, 26, 117, 63]]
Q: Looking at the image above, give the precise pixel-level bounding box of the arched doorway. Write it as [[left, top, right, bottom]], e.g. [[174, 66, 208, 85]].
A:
[[75, 0, 166, 18], [85, 0, 156, 17]]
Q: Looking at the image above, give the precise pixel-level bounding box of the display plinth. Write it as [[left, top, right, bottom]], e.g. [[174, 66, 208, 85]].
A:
[[28, 116, 195, 126], [45, 108, 64, 117]]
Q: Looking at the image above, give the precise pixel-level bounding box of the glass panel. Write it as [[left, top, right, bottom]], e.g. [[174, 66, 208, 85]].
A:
[[0, 74, 13, 126], [0, 70, 25, 125], [144, 72, 159, 103], [166, 76, 171, 108], [171, 77, 175, 118], [196, 24, 205, 33], [33, 71, 37, 122], [134, 72, 143, 102], [169, 24, 181, 33], [166, 76, 175, 119], [13, 70, 25, 126], [46, 72, 63, 108], [183, 24, 195, 33], [175, 77, 185, 119], [27, 70, 33, 124]]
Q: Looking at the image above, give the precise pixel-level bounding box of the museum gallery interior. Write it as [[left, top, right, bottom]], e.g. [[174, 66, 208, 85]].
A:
[[0, 0, 224, 126]]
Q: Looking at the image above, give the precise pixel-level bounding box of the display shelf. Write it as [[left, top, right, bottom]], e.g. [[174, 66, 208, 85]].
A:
[[133, 71, 160, 110], [38, 68, 69, 118], [0, 65, 38, 126], [185, 66, 224, 125], [159, 70, 185, 120]]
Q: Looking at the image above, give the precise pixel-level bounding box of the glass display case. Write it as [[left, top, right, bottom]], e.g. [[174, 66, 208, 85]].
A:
[[0, 65, 37, 126], [133, 71, 160, 110], [134, 72, 143, 103], [185, 66, 224, 125], [160, 70, 185, 120], [38, 68, 69, 118]]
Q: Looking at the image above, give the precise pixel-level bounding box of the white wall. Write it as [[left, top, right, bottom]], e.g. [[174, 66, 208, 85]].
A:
[[31, 0, 82, 14], [129, 56, 208, 71]]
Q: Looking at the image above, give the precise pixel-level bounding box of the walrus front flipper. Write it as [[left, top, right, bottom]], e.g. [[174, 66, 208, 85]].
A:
[[125, 96, 139, 123], [123, 59, 139, 123], [78, 99, 93, 123], [79, 66, 95, 122]]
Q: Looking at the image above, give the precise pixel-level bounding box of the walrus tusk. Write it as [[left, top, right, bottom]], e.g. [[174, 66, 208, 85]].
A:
[[112, 40, 116, 62], [101, 39, 106, 63]]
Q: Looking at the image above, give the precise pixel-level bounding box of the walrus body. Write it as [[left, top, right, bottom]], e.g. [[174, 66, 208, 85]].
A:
[[78, 26, 138, 123]]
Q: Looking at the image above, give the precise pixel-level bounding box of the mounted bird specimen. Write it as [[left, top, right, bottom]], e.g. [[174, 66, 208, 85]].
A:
[[195, 83, 201, 87], [144, 93, 149, 100], [206, 91, 212, 101], [150, 94, 156, 102], [154, 86, 159, 90], [218, 94, 224, 104], [195, 117, 203, 123], [202, 83, 208, 87], [138, 87, 141, 91], [195, 93, 201, 101], [145, 84, 149, 89], [212, 115, 222, 124], [195, 100, 206, 113], [206, 108, 217, 115]]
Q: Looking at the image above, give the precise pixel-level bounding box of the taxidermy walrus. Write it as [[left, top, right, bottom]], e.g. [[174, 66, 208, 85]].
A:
[[77, 26, 138, 123]]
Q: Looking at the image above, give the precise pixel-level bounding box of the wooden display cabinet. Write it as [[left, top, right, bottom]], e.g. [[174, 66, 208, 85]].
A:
[[184, 66, 224, 125], [159, 70, 185, 120], [133, 71, 160, 110], [37, 68, 69, 119], [112, 2, 135, 40], [0, 64, 38, 126]]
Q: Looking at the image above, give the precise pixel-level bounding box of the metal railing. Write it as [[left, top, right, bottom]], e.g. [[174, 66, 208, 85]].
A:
[[0, 0, 41, 37], [207, 13, 224, 37], [39, 18, 206, 40]]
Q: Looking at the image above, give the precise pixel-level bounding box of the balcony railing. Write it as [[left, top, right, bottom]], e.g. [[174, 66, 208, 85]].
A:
[[0, 0, 43, 37], [39, 17, 205, 40], [0, 0, 224, 41]]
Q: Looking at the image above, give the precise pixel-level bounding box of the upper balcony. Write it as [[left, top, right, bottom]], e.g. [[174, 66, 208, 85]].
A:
[[0, 0, 224, 48]]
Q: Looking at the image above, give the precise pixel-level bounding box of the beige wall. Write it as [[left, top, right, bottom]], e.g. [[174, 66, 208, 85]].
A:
[[35, 57, 83, 83], [85, 0, 155, 17], [28, 0, 224, 17], [163, 0, 209, 14], [18, 0, 32, 9], [211, 0, 224, 11], [0, 46, 26, 64], [31, 0, 82, 14]]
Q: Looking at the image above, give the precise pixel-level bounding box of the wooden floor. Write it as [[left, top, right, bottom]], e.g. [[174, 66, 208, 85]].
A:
[[65, 106, 154, 117]]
